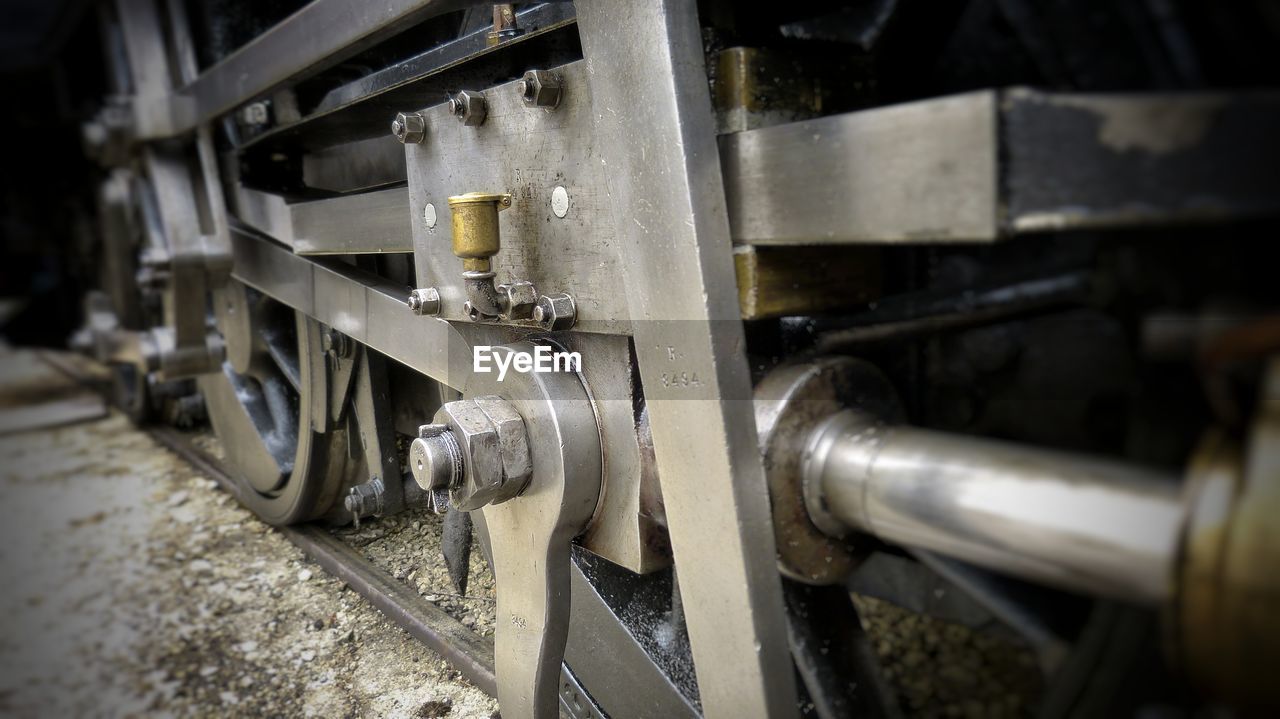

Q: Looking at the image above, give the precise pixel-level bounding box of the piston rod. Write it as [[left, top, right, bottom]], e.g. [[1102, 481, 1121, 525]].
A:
[[803, 410, 1185, 604]]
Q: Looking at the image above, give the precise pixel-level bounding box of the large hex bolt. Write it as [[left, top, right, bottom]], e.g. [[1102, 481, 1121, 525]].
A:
[[407, 287, 441, 316], [448, 90, 488, 126], [432, 396, 532, 511], [499, 281, 539, 320], [391, 112, 426, 143], [518, 70, 563, 108], [533, 293, 577, 331]]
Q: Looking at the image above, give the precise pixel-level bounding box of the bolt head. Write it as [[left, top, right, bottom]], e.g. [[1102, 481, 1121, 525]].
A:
[[242, 102, 270, 126], [408, 287, 441, 316], [409, 428, 462, 491], [499, 281, 539, 320], [450, 90, 488, 126], [392, 112, 426, 143], [321, 328, 351, 358], [519, 70, 563, 108], [435, 397, 531, 511], [535, 293, 576, 331]]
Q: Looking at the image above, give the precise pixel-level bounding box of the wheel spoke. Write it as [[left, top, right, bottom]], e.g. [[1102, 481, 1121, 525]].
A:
[[260, 324, 301, 393]]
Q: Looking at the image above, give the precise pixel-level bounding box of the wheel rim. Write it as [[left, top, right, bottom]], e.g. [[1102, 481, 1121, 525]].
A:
[[200, 281, 351, 524]]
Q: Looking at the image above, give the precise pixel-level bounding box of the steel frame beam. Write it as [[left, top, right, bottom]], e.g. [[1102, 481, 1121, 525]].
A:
[[575, 1, 798, 716], [135, 0, 490, 137]]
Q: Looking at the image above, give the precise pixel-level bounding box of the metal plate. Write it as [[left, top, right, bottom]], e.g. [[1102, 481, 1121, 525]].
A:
[[1004, 89, 1280, 232], [230, 229, 666, 573], [722, 88, 1280, 244], [576, 1, 799, 716], [231, 186, 413, 255], [721, 91, 1000, 244], [406, 60, 632, 335], [292, 187, 413, 255]]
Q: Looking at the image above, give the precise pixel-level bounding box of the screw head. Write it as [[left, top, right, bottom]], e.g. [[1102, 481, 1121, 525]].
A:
[[423, 203, 437, 229]]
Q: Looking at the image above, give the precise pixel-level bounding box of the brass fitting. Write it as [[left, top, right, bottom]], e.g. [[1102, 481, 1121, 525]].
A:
[[448, 192, 511, 272], [445, 190, 576, 327], [1171, 361, 1280, 711]]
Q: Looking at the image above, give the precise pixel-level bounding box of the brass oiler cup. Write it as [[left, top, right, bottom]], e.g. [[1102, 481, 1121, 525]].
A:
[[447, 192, 512, 272]]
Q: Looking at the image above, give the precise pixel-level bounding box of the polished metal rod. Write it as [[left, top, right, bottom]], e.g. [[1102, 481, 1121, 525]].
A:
[[803, 411, 1184, 604]]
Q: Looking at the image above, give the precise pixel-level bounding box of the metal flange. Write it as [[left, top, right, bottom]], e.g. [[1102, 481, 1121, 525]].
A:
[[753, 356, 903, 585]]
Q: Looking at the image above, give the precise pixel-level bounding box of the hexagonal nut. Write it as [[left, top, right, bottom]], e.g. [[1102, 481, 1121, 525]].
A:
[[449, 90, 488, 126], [435, 399, 504, 511], [519, 70, 563, 108], [242, 102, 270, 127], [407, 287, 440, 316], [472, 395, 532, 491], [392, 112, 426, 143], [533, 293, 576, 331], [499, 281, 539, 320]]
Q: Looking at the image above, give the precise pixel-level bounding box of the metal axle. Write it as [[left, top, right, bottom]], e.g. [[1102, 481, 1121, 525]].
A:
[[802, 410, 1185, 604]]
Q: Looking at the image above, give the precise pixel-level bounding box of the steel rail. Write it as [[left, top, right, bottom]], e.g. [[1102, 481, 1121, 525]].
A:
[[147, 428, 500, 694], [149, 427, 618, 717]]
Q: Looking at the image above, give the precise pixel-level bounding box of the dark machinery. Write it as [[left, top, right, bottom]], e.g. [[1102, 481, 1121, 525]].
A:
[[47, 0, 1280, 716]]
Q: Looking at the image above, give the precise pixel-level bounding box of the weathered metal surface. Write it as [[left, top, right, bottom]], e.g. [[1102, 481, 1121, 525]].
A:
[[722, 88, 1280, 245], [734, 245, 881, 320], [230, 229, 666, 573], [712, 46, 869, 134], [405, 61, 631, 334], [1004, 89, 1280, 232], [291, 188, 414, 255], [240, 4, 580, 152], [721, 91, 1001, 245], [464, 348, 601, 719], [565, 548, 701, 718], [577, 1, 799, 716], [301, 135, 407, 194], [233, 186, 413, 256]]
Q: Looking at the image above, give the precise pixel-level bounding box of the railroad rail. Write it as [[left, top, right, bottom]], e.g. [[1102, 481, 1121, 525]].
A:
[[148, 427, 605, 718]]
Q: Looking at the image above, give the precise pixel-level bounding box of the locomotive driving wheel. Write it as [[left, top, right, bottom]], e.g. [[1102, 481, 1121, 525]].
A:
[[199, 280, 354, 525]]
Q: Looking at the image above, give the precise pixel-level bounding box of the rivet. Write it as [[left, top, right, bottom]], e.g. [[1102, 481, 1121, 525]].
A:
[[551, 186, 569, 218]]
